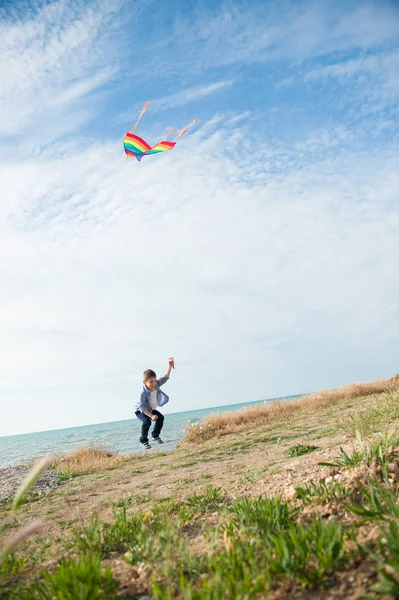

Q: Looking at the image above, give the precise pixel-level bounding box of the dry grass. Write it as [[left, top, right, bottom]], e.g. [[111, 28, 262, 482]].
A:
[[185, 375, 399, 443], [344, 390, 399, 437], [50, 443, 133, 476]]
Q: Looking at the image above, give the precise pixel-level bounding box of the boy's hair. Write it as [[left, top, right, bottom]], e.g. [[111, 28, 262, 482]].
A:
[[143, 369, 156, 381]]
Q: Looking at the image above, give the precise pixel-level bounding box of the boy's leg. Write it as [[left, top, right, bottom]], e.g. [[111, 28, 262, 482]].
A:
[[135, 411, 152, 444], [151, 410, 164, 439]]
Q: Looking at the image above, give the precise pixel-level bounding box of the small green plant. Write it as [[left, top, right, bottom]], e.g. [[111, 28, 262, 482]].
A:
[[266, 517, 349, 586], [363, 520, 399, 597], [229, 495, 293, 534], [69, 509, 147, 557], [134, 493, 150, 505], [19, 555, 119, 600], [56, 470, 74, 482], [319, 446, 364, 469], [152, 498, 182, 516], [186, 487, 223, 512], [285, 443, 318, 458], [365, 432, 399, 479], [296, 480, 351, 504], [0, 551, 27, 578], [348, 481, 399, 521], [112, 494, 135, 508], [0, 544, 54, 598]]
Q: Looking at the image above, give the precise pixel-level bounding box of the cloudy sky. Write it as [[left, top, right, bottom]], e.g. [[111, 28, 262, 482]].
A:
[[0, 0, 398, 437]]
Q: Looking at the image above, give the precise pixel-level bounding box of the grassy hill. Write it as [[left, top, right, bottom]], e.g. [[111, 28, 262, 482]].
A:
[[1, 375, 399, 599]]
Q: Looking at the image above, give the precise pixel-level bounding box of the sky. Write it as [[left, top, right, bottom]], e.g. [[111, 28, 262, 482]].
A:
[[0, 0, 398, 437]]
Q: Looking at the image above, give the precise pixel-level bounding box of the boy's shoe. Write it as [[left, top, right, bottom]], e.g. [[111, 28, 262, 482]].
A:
[[141, 442, 152, 450], [152, 437, 164, 444]]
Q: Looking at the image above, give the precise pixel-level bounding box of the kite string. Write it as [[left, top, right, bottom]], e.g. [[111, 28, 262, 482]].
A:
[[129, 101, 151, 134]]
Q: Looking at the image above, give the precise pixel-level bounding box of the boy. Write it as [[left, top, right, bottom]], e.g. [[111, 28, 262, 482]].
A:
[[135, 358, 174, 450]]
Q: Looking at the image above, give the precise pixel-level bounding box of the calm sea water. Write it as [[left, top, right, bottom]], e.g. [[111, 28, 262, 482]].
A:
[[0, 396, 299, 468]]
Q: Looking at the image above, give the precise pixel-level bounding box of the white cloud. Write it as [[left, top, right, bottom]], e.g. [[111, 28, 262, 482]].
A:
[[306, 51, 399, 85], [0, 119, 398, 435], [160, 0, 399, 72], [0, 0, 123, 138], [305, 50, 399, 116], [153, 80, 233, 110]]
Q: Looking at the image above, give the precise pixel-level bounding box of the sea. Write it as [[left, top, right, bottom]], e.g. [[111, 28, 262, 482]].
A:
[[0, 395, 300, 469]]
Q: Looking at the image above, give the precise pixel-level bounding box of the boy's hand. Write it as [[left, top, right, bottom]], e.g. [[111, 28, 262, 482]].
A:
[[165, 357, 175, 378], [151, 414, 158, 421]]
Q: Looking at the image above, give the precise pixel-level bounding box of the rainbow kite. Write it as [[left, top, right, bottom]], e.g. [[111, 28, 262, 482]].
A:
[[123, 101, 199, 162]]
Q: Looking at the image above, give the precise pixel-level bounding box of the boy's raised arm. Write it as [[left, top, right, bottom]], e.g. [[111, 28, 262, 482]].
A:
[[158, 358, 174, 386]]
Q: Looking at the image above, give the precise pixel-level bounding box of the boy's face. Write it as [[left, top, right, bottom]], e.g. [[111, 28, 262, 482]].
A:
[[144, 377, 157, 391]]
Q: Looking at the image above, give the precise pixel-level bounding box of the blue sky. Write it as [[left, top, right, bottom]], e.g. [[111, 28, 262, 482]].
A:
[[0, 0, 398, 437]]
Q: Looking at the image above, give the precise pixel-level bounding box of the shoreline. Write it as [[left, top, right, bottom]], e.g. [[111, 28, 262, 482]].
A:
[[0, 395, 304, 441], [0, 396, 300, 470]]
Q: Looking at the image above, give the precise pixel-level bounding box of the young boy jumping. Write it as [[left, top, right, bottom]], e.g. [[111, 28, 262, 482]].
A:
[[135, 358, 174, 450]]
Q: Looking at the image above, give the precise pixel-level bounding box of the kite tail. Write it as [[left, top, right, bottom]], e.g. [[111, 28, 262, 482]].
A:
[[163, 127, 179, 140], [129, 101, 151, 134], [173, 118, 200, 142]]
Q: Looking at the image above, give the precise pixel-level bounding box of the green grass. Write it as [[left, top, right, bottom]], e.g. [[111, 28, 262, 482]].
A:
[[55, 470, 73, 482], [60, 493, 350, 598], [0, 552, 28, 579], [319, 432, 399, 473], [0, 475, 382, 599], [15, 555, 119, 600], [69, 509, 147, 557], [186, 487, 224, 512], [112, 494, 135, 508], [133, 493, 150, 505], [285, 443, 318, 458], [348, 481, 399, 521], [366, 432, 399, 478], [366, 520, 399, 597], [153, 502, 350, 598], [319, 446, 364, 469], [0, 521, 20, 533], [57, 518, 77, 528], [228, 495, 294, 534], [0, 541, 53, 598], [265, 517, 349, 587], [295, 480, 352, 504]]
